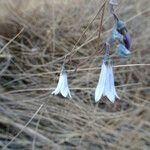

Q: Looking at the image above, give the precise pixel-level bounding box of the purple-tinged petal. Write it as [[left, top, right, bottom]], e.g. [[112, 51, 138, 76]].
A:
[[95, 62, 107, 102], [124, 32, 132, 50]]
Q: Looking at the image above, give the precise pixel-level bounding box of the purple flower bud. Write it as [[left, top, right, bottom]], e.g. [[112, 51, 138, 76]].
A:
[[123, 32, 132, 50]]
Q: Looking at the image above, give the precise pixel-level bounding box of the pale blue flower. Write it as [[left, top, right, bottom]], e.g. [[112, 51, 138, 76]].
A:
[[116, 44, 131, 58], [95, 60, 119, 103], [111, 27, 124, 42], [52, 65, 72, 98]]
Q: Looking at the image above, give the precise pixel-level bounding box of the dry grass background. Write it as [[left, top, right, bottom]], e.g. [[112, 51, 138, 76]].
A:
[[0, 0, 150, 149]]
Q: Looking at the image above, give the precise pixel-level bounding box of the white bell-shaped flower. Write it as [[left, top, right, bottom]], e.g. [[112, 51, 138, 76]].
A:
[[95, 60, 119, 103], [52, 65, 72, 98]]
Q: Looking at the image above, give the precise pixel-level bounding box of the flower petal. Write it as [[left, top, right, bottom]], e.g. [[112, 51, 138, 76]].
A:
[[116, 20, 126, 32], [52, 73, 63, 95], [112, 28, 124, 42], [95, 62, 107, 102], [109, 66, 116, 102], [124, 32, 132, 50], [60, 73, 72, 98], [52, 65, 72, 98], [109, 65, 119, 102], [103, 64, 110, 96], [102, 65, 114, 102], [60, 73, 67, 97], [116, 44, 131, 58]]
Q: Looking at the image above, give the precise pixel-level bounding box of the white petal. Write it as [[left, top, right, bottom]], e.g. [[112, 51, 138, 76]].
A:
[[52, 65, 72, 98], [102, 64, 116, 103], [95, 62, 107, 102], [109, 66, 120, 99], [60, 73, 68, 97], [52, 73, 63, 95], [62, 87, 71, 98], [107, 65, 116, 103], [124, 47, 131, 55], [61, 89, 68, 97], [112, 28, 123, 42], [103, 65, 110, 96], [60, 73, 72, 98], [68, 89, 72, 98]]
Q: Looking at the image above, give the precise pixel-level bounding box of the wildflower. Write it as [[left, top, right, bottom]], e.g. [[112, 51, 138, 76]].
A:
[[116, 43, 131, 58], [95, 59, 119, 103], [52, 65, 72, 98]]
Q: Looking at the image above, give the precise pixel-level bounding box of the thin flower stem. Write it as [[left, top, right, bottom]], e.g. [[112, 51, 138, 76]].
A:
[[104, 42, 110, 56], [74, 43, 105, 72], [29, 8, 149, 69], [65, 0, 107, 64], [64, 9, 149, 65], [75, 1, 107, 72]]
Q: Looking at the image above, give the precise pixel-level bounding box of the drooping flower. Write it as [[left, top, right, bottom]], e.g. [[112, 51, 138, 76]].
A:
[[95, 59, 119, 103], [52, 65, 72, 98], [116, 43, 131, 58]]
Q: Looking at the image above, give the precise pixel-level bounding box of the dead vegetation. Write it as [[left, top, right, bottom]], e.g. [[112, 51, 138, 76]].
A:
[[0, 0, 150, 149]]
